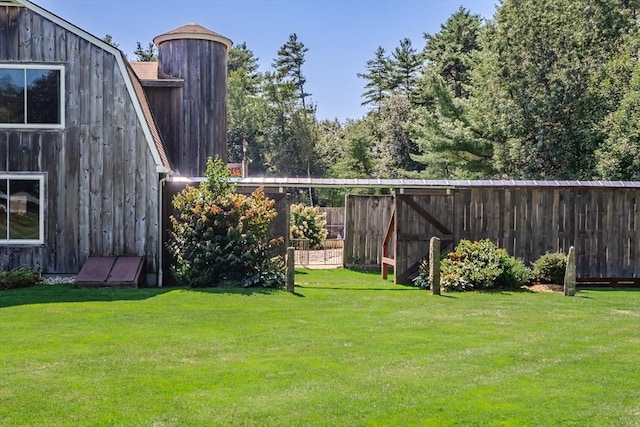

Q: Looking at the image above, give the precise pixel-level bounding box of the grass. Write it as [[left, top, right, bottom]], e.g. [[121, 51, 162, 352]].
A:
[[1, 268, 639, 426]]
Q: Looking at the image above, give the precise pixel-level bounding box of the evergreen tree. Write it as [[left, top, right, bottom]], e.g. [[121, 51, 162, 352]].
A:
[[227, 43, 267, 172], [102, 34, 119, 49], [273, 33, 311, 109], [133, 41, 157, 62], [409, 7, 491, 178], [374, 93, 422, 177], [422, 7, 482, 99], [485, 0, 637, 179], [358, 46, 394, 112], [390, 38, 421, 93], [228, 42, 260, 77]]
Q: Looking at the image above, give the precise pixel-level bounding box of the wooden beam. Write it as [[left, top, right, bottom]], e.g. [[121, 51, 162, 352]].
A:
[[398, 194, 452, 235]]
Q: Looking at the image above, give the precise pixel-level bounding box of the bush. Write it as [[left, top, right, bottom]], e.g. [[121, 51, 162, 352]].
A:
[[0, 267, 42, 290], [168, 156, 284, 288], [532, 252, 566, 284], [290, 204, 328, 249], [412, 258, 431, 289], [440, 239, 531, 291]]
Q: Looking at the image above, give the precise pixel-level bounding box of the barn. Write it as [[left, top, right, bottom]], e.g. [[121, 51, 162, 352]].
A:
[[0, 0, 231, 285]]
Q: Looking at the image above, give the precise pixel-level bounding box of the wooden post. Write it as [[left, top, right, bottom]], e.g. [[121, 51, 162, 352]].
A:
[[564, 246, 576, 296], [429, 236, 441, 295], [286, 247, 295, 292]]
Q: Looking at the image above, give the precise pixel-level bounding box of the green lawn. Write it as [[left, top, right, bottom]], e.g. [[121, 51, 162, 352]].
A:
[[1, 269, 639, 426]]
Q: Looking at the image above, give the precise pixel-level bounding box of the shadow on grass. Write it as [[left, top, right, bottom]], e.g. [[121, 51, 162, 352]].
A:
[[0, 283, 298, 308], [0, 284, 174, 309], [184, 287, 282, 296], [578, 287, 640, 292], [296, 284, 419, 292]]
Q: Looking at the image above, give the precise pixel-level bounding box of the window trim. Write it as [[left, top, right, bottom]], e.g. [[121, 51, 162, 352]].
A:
[[0, 64, 65, 129], [0, 174, 45, 245]]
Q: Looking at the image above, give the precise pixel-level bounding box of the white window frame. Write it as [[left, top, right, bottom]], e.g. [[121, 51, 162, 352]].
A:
[[0, 64, 65, 129], [0, 174, 45, 245]]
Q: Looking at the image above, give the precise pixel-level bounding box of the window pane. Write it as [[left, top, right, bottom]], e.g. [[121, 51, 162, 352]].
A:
[[27, 69, 60, 124], [8, 179, 40, 240], [0, 69, 25, 123], [0, 180, 7, 239]]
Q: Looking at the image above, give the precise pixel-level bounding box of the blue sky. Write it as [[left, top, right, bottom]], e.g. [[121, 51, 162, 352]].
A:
[[36, 0, 498, 122]]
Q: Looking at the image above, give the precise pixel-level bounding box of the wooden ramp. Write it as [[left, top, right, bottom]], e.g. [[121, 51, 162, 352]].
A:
[[75, 257, 145, 288]]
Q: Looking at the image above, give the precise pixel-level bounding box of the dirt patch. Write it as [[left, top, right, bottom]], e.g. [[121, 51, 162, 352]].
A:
[[522, 283, 564, 293]]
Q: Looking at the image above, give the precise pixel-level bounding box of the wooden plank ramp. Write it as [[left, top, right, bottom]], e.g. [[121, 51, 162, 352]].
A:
[[74, 256, 145, 288]]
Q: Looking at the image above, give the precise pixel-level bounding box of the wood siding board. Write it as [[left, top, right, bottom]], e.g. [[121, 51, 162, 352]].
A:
[[78, 125, 91, 263], [90, 46, 103, 127], [89, 126, 103, 256], [65, 127, 80, 272], [7, 132, 20, 170], [53, 131, 67, 271], [79, 39, 92, 125], [15, 6, 29, 60], [2, 7, 21, 58], [55, 21, 67, 62], [145, 154, 159, 274], [123, 103, 137, 255], [66, 35, 80, 127], [134, 126, 147, 257], [41, 14, 56, 61], [112, 123, 125, 255], [100, 56, 115, 256]]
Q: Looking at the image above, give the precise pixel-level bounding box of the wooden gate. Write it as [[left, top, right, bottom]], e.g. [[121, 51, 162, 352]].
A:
[[382, 189, 454, 284]]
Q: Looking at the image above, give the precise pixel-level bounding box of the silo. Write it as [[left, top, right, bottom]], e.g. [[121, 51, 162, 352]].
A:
[[154, 24, 232, 176]]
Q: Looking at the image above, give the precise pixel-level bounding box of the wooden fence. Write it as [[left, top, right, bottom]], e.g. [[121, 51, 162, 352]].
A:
[[343, 195, 394, 267], [344, 186, 640, 283], [318, 207, 345, 238]]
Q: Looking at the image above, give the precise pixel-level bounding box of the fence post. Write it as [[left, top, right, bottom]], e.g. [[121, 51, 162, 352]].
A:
[[286, 246, 295, 292], [564, 246, 576, 296], [429, 236, 441, 295]]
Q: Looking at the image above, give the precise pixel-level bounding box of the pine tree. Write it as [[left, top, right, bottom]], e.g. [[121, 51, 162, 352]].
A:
[[273, 33, 311, 109], [390, 38, 421, 93], [358, 46, 394, 113], [133, 41, 157, 62]]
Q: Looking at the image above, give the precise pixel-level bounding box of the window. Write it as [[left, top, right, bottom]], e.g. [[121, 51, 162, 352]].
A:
[[0, 175, 45, 244], [0, 65, 64, 128]]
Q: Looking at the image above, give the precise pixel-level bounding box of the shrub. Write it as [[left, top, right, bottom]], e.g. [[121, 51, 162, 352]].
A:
[[441, 273, 472, 292], [290, 204, 328, 249], [168, 156, 284, 288], [0, 267, 42, 290], [532, 252, 567, 284], [412, 258, 431, 289], [440, 239, 531, 291]]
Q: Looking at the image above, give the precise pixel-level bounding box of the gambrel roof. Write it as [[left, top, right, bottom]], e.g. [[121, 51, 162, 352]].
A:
[[9, 0, 172, 173]]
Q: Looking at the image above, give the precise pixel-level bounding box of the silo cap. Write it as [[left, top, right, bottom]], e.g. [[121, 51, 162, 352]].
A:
[[153, 23, 232, 50]]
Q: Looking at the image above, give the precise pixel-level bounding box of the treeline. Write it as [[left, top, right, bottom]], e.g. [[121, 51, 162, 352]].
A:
[[228, 0, 640, 191]]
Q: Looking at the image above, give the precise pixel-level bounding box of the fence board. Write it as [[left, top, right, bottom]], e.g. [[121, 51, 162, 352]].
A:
[[343, 195, 393, 267]]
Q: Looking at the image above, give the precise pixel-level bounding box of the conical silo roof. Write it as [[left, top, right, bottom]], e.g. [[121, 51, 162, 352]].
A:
[[153, 23, 232, 50]]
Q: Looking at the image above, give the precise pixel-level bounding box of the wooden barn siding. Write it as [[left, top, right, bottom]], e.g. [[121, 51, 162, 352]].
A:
[[0, 7, 159, 275], [157, 39, 227, 176], [144, 86, 182, 169], [345, 188, 640, 279], [343, 195, 393, 266]]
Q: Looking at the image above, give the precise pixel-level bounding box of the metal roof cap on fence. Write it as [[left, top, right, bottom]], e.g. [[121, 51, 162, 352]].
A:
[[168, 176, 640, 189]]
